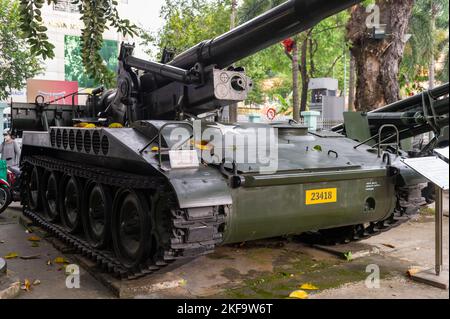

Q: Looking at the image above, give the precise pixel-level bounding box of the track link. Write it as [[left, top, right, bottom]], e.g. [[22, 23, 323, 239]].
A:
[[22, 155, 225, 280]]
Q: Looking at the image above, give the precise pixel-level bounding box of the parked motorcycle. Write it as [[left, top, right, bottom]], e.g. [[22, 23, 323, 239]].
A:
[[0, 159, 21, 214]]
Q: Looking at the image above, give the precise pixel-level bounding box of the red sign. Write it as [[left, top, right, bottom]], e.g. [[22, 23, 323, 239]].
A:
[[27, 79, 79, 105], [266, 108, 277, 121]]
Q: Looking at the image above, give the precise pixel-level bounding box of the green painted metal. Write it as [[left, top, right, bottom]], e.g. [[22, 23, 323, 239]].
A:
[[343, 112, 373, 144], [223, 175, 396, 244], [242, 168, 388, 187]]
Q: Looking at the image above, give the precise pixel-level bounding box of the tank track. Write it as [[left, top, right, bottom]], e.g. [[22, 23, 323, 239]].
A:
[[21, 155, 225, 280]]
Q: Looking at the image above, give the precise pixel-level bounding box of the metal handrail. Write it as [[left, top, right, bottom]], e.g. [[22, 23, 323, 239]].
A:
[[377, 124, 400, 158], [157, 122, 194, 168]]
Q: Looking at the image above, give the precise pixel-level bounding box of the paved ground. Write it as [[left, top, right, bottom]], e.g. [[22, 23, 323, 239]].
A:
[[0, 204, 113, 299], [309, 193, 449, 299], [0, 194, 448, 299]]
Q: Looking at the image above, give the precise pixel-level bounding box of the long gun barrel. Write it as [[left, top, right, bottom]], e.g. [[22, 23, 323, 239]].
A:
[[333, 83, 449, 149], [105, 0, 364, 122], [168, 0, 362, 70], [333, 83, 449, 133]]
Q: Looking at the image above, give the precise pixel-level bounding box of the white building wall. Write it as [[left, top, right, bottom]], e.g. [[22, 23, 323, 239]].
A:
[[39, 1, 129, 82], [7, 0, 152, 103]]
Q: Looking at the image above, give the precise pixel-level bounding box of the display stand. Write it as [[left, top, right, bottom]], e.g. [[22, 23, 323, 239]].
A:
[[401, 147, 449, 290]]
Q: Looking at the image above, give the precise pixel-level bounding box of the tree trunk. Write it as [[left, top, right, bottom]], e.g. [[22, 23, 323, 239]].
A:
[[228, 0, 238, 123], [299, 37, 309, 114], [428, 0, 438, 90], [348, 52, 356, 111], [346, 0, 414, 112], [292, 40, 300, 122]]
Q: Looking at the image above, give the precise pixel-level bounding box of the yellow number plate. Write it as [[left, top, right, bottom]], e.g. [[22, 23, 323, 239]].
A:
[[306, 188, 337, 205]]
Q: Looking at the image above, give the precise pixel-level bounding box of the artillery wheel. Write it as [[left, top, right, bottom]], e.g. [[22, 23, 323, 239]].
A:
[[111, 189, 152, 270], [42, 171, 60, 222], [60, 176, 83, 234], [82, 183, 112, 249]]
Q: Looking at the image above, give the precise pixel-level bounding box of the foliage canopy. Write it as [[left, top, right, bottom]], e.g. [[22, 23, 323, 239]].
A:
[[0, 0, 43, 101]]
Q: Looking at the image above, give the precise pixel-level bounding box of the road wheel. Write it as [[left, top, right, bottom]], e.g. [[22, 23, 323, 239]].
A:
[[61, 176, 83, 234], [42, 171, 60, 222], [26, 166, 42, 211], [112, 189, 152, 270], [82, 183, 112, 249]]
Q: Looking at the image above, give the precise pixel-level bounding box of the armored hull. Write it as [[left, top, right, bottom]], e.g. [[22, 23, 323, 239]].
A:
[[16, 117, 423, 278]]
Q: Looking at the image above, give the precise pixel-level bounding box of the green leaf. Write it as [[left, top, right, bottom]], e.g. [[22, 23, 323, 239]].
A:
[[344, 251, 353, 261], [313, 145, 323, 152]]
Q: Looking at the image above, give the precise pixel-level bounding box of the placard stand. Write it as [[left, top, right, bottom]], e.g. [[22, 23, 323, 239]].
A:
[[402, 148, 449, 290]]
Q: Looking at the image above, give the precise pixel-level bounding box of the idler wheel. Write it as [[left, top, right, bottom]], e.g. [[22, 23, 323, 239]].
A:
[[112, 189, 152, 270], [27, 166, 42, 211], [42, 171, 60, 222], [61, 176, 83, 234], [150, 192, 173, 264], [82, 183, 112, 249]]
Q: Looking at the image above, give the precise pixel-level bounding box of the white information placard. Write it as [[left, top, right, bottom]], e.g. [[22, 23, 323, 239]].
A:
[[402, 157, 449, 191], [434, 147, 449, 163], [169, 150, 200, 169]]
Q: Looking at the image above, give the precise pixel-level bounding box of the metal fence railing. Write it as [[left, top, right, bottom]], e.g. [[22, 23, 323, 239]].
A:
[[316, 119, 342, 130], [238, 114, 342, 130]]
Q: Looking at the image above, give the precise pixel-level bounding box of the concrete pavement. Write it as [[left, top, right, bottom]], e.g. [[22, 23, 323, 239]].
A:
[[0, 205, 113, 299], [0, 193, 448, 299]]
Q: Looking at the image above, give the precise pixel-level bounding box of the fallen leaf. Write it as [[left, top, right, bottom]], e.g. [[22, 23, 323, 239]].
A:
[[313, 145, 323, 152], [407, 268, 421, 277], [21, 279, 31, 292], [344, 251, 353, 261], [382, 243, 395, 249], [20, 255, 41, 260], [289, 290, 309, 299], [33, 279, 41, 286], [179, 279, 187, 287], [54, 257, 69, 264], [4, 252, 19, 259], [300, 283, 319, 290], [27, 236, 41, 242]]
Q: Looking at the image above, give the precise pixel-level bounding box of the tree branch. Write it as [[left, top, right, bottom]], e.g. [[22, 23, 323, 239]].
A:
[[325, 54, 344, 77]]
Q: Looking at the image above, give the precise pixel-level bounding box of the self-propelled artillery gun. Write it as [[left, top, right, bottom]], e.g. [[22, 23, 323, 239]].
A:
[[11, 0, 449, 279]]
